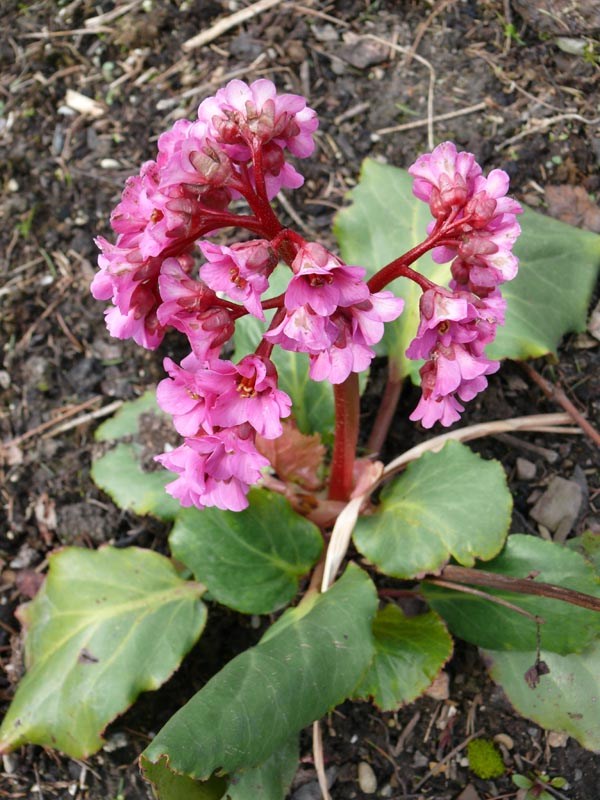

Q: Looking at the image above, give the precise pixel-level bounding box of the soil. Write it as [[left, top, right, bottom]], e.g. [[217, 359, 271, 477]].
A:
[[1, 1, 600, 799]]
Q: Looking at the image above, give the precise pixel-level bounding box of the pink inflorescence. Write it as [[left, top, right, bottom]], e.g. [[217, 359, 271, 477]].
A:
[[407, 141, 522, 428], [91, 79, 406, 512]]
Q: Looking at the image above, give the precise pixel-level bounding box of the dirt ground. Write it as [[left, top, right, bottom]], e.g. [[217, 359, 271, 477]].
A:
[[1, 1, 600, 798]]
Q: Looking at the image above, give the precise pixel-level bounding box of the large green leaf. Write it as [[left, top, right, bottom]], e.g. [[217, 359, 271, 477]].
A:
[[423, 534, 600, 654], [91, 443, 180, 521], [484, 640, 600, 751], [227, 737, 299, 800], [143, 563, 377, 779], [233, 267, 334, 436], [334, 159, 600, 377], [353, 441, 511, 579], [354, 605, 453, 710], [0, 547, 206, 758], [170, 489, 323, 614], [92, 391, 180, 521]]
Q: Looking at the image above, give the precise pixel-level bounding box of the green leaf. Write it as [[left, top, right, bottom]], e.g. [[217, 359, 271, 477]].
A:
[[353, 441, 511, 579], [142, 756, 226, 800], [0, 547, 206, 758], [170, 489, 323, 614], [354, 605, 453, 710], [334, 160, 600, 377], [92, 392, 180, 521], [484, 639, 600, 751], [233, 267, 334, 436], [423, 534, 600, 654], [91, 442, 181, 521], [489, 207, 600, 360], [95, 390, 162, 441], [227, 737, 299, 800], [142, 563, 377, 779]]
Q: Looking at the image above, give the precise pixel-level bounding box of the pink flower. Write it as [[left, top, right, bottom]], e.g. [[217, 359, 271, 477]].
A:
[[408, 141, 482, 217], [264, 306, 336, 353], [210, 355, 292, 439], [157, 258, 235, 360], [409, 143, 523, 298], [155, 427, 269, 511], [406, 287, 503, 428], [196, 79, 319, 198], [285, 243, 370, 315], [199, 239, 275, 320], [156, 354, 236, 437], [307, 291, 405, 384]]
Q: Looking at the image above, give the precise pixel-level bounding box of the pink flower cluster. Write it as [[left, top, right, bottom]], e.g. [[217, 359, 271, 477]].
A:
[[92, 79, 406, 511], [407, 142, 522, 427], [92, 79, 318, 351], [265, 243, 405, 384], [155, 353, 291, 511]]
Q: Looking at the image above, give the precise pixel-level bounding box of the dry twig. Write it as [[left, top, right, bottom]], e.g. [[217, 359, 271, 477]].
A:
[[312, 721, 332, 800], [182, 0, 285, 52], [521, 362, 600, 447]]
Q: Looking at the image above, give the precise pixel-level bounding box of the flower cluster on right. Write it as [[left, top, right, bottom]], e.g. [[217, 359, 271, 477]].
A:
[[407, 142, 523, 427]]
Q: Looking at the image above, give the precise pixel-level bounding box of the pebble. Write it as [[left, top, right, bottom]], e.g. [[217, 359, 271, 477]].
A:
[[100, 158, 121, 169], [530, 476, 583, 541], [547, 730, 569, 747], [357, 761, 377, 794], [291, 767, 337, 800], [516, 457, 536, 480], [456, 784, 481, 800]]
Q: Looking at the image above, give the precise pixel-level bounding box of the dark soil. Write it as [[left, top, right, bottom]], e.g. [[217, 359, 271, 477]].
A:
[[1, 1, 599, 798]]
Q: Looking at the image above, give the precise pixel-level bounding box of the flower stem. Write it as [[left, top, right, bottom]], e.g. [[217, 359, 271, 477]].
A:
[[368, 240, 437, 293], [366, 369, 404, 455], [328, 373, 360, 502]]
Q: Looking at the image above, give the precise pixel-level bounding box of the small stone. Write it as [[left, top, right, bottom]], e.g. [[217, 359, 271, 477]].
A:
[[357, 762, 377, 794], [9, 543, 37, 569], [0, 370, 10, 389], [547, 730, 569, 747], [456, 784, 482, 800], [287, 40, 307, 63], [530, 476, 584, 541], [339, 33, 389, 69], [413, 750, 428, 768], [100, 158, 121, 169], [102, 731, 129, 752], [516, 458, 536, 480]]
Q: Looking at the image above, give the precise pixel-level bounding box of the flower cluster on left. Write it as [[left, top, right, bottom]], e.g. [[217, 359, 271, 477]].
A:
[[91, 80, 319, 511]]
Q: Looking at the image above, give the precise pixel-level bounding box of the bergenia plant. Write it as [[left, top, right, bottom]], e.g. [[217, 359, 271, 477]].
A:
[[3, 78, 600, 800], [91, 79, 520, 510]]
